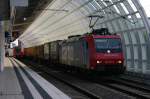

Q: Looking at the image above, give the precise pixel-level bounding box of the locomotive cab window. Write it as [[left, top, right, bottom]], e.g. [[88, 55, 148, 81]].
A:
[[95, 38, 122, 53]]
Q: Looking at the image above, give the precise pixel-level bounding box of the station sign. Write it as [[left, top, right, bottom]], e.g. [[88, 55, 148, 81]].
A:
[[10, 0, 28, 7], [0, 0, 10, 20], [5, 31, 12, 43]]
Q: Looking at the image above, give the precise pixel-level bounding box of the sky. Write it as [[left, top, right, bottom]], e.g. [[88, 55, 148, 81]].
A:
[[139, 0, 150, 17]]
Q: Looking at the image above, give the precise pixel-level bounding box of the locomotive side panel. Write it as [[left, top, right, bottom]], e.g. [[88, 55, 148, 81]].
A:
[[72, 40, 85, 68], [67, 42, 73, 66], [62, 38, 89, 69], [44, 43, 50, 61], [40, 45, 44, 60], [50, 41, 60, 64], [36, 45, 44, 62], [80, 39, 89, 68], [25, 47, 37, 60], [61, 43, 68, 65]]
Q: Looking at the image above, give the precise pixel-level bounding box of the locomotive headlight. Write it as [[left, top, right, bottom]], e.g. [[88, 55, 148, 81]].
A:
[[97, 60, 102, 64], [117, 60, 122, 64]]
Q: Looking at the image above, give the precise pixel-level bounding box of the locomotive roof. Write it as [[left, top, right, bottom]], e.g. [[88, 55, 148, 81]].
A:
[[63, 34, 121, 43], [92, 35, 121, 39]]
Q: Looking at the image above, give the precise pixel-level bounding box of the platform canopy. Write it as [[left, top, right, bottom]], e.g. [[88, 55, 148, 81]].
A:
[[18, 0, 150, 74]]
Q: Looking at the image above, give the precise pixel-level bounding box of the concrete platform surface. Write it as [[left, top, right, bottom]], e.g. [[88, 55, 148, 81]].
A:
[[0, 58, 23, 99], [0, 58, 70, 99]]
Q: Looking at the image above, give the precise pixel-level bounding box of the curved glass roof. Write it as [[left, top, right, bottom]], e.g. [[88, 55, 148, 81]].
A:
[[19, 0, 150, 74], [19, 0, 150, 47], [139, 0, 150, 17]]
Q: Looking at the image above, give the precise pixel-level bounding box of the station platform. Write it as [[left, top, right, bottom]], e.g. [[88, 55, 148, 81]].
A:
[[0, 57, 70, 99]]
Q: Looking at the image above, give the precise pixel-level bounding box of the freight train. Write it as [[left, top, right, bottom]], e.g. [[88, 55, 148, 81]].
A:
[[13, 47, 24, 58], [22, 28, 126, 73]]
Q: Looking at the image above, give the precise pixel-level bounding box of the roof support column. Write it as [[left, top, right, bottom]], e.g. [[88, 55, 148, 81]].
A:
[[132, 0, 150, 74], [132, 0, 150, 33], [0, 22, 5, 72]]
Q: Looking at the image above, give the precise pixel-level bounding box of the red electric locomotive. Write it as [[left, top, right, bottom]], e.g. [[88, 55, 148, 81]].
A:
[[59, 28, 125, 73]]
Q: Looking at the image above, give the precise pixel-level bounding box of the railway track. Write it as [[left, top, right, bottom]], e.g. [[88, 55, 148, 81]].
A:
[[108, 77, 150, 93], [12, 58, 101, 99], [70, 72, 150, 99], [96, 81, 150, 99], [16, 59, 150, 99], [119, 75, 150, 86], [63, 68, 150, 99], [92, 75, 150, 99]]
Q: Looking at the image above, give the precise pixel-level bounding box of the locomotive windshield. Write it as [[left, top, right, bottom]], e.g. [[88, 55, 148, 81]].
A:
[[95, 38, 122, 53]]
